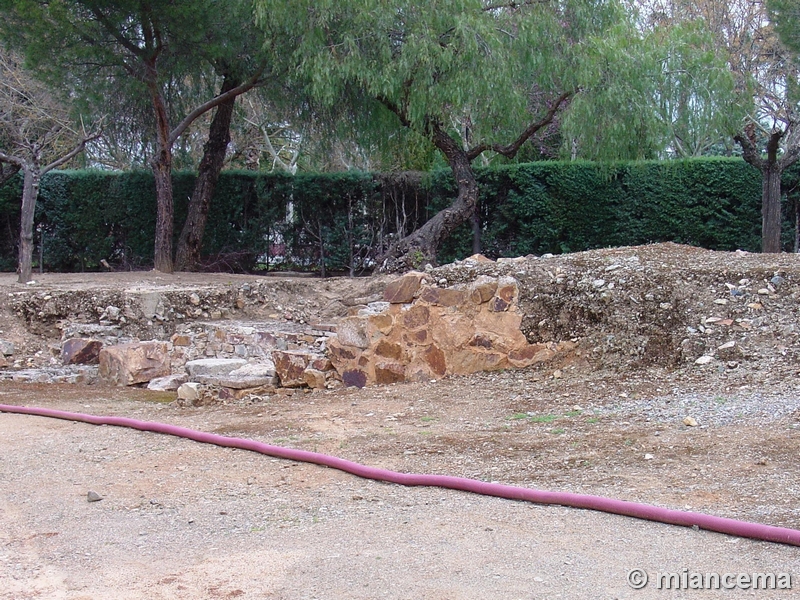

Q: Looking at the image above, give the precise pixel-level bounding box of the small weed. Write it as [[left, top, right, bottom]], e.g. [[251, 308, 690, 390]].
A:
[[410, 249, 425, 269], [550, 428, 566, 435], [624, 438, 634, 446], [420, 416, 437, 422], [714, 396, 727, 405], [564, 410, 582, 417], [509, 413, 529, 420], [587, 417, 599, 424]]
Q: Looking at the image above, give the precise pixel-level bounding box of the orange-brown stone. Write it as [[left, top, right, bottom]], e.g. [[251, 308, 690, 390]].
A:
[[383, 272, 428, 303], [375, 362, 405, 384], [368, 313, 394, 334], [375, 340, 403, 360], [419, 287, 466, 307], [424, 345, 447, 377], [402, 305, 430, 329]]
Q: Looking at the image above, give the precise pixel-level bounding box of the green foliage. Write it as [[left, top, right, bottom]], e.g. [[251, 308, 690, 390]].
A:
[[436, 158, 772, 261], [255, 0, 630, 163], [563, 19, 743, 160], [769, 0, 800, 55], [0, 159, 792, 273]]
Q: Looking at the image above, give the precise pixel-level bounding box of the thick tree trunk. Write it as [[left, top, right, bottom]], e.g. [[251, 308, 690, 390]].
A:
[[761, 165, 783, 253], [471, 206, 481, 255], [149, 82, 174, 273], [152, 154, 174, 272], [376, 123, 479, 272], [17, 165, 39, 284], [174, 75, 239, 271]]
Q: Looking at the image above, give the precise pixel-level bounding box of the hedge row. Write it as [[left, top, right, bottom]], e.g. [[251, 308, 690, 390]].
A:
[[0, 158, 795, 274]]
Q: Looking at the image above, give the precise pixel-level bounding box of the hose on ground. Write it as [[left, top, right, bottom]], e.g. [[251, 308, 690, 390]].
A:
[[2, 402, 799, 547]]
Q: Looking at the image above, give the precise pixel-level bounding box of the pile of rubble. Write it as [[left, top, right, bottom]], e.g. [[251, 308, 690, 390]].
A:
[[1, 243, 798, 400]]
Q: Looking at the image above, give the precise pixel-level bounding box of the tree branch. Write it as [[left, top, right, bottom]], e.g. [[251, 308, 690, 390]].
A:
[[483, 0, 549, 12], [376, 95, 412, 129], [88, 6, 145, 58], [466, 90, 572, 161], [41, 130, 102, 174], [0, 151, 26, 168], [168, 64, 267, 146], [733, 128, 765, 171]]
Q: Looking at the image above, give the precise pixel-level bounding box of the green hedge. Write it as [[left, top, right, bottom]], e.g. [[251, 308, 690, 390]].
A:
[[0, 158, 794, 273], [436, 159, 769, 262]]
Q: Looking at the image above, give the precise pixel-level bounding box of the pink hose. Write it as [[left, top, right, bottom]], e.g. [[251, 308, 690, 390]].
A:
[[2, 402, 799, 547]]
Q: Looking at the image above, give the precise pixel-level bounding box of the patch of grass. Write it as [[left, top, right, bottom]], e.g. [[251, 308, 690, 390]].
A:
[[564, 410, 582, 417], [509, 413, 530, 420], [529, 414, 559, 423], [550, 428, 566, 435], [714, 396, 727, 405], [586, 417, 600, 424], [420, 416, 437, 422]]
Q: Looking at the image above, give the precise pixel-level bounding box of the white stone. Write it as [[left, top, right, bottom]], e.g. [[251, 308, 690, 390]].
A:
[[694, 355, 713, 365], [177, 382, 201, 401], [147, 374, 188, 391], [185, 358, 247, 378]]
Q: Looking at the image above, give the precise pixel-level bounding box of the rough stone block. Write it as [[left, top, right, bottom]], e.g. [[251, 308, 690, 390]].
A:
[[177, 382, 202, 401], [171, 334, 192, 346], [0, 340, 14, 356], [419, 287, 466, 307], [61, 338, 103, 365], [383, 272, 429, 303], [374, 361, 405, 385], [99, 342, 170, 386], [191, 361, 277, 389], [185, 358, 247, 378], [273, 350, 329, 387], [147, 373, 188, 391], [303, 368, 327, 389], [336, 317, 370, 349]]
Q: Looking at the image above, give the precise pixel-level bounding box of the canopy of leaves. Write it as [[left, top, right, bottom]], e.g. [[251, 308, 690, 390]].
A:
[[562, 16, 743, 159], [0, 0, 268, 169], [255, 0, 627, 164]]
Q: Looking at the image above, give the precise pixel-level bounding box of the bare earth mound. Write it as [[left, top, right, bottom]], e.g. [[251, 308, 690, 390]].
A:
[[1, 243, 799, 599]]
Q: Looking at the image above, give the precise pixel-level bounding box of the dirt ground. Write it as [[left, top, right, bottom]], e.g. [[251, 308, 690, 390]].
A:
[[1, 245, 800, 599]]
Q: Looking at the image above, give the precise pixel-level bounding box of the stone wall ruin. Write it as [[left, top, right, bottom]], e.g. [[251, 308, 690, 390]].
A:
[[327, 272, 574, 387]]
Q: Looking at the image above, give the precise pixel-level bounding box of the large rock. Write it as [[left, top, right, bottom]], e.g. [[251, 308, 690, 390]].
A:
[[185, 358, 247, 378], [99, 342, 170, 386], [61, 338, 103, 365], [214, 362, 278, 389], [383, 272, 430, 304]]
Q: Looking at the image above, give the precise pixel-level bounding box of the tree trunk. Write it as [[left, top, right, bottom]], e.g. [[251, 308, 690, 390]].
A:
[[174, 75, 239, 271], [149, 82, 175, 273], [17, 164, 40, 284], [471, 204, 481, 255], [152, 153, 174, 272], [376, 123, 478, 272], [762, 165, 783, 253]]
